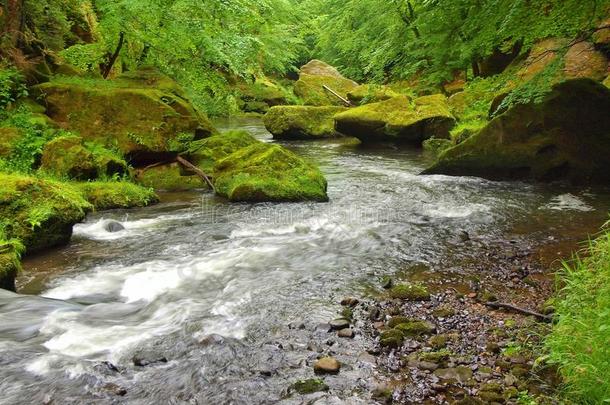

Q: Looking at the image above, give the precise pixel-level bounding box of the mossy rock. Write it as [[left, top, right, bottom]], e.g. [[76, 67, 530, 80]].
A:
[[334, 95, 455, 144], [187, 130, 259, 173], [380, 329, 404, 348], [242, 101, 270, 114], [32, 69, 217, 158], [290, 379, 329, 395], [423, 79, 610, 184], [389, 283, 430, 301], [0, 127, 23, 158], [603, 75, 610, 89], [563, 42, 608, 82], [387, 316, 412, 328], [212, 142, 328, 202], [0, 173, 91, 252], [0, 245, 21, 292], [394, 320, 436, 337], [135, 163, 206, 191], [237, 79, 287, 107], [346, 84, 400, 105], [294, 60, 358, 106], [40, 135, 127, 180], [75, 181, 158, 210], [423, 138, 453, 158], [263, 106, 347, 140]]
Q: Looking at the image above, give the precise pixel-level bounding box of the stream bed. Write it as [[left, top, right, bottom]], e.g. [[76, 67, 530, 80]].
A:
[[2, 117, 610, 404]]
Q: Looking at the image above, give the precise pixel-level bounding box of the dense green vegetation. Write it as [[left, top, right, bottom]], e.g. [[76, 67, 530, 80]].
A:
[[546, 227, 610, 403]]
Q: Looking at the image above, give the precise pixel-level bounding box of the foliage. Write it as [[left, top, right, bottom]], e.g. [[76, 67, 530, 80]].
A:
[[0, 67, 27, 109], [311, 0, 609, 85], [545, 226, 610, 403]]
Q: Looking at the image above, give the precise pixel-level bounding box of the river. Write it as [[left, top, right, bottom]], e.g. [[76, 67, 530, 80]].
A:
[[1, 117, 609, 404]]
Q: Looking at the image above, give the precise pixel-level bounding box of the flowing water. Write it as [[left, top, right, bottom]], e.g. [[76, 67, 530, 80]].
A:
[[2, 117, 610, 404]]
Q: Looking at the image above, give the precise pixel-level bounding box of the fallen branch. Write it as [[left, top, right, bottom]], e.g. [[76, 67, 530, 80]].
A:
[[484, 301, 553, 323], [176, 155, 215, 192], [322, 85, 353, 107]]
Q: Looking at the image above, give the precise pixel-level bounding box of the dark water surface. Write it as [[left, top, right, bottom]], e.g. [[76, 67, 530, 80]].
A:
[[2, 117, 609, 404]]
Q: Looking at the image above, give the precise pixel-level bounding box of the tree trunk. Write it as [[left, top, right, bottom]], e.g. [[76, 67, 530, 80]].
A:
[[2, 0, 24, 48], [102, 31, 125, 79], [471, 60, 480, 77]]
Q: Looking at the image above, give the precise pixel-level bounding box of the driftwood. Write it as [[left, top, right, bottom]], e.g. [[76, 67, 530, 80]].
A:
[[322, 85, 353, 107], [176, 155, 215, 192], [485, 301, 552, 323]]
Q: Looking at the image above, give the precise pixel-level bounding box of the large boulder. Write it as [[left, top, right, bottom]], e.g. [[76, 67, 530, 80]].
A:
[[294, 60, 358, 106], [40, 135, 127, 180], [33, 68, 217, 161], [0, 173, 91, 253], [346, 84, 400, 105], [134, 163, 205, 191], [75, 181, 158, 210], [263, 106, 347, 140], [236, 78, 288, 113], [0, 128, 22, 158], [212, 143, 328, 202], [187, 130, 259, 172], [423, 79, 610, 184], [334, 95, 455, 144]]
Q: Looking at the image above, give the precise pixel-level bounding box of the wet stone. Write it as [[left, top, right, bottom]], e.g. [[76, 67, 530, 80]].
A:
[[337, 328, 354, 338], [104, 220, 125, 233], [434, 366, 474, 384], [102, 383, 127, 396], [133, 356, 168, 367], [389, 283, 430, 301], [314, 356, 341, 375], [340, 297, 359, 307], [290, 378, 329, 395]]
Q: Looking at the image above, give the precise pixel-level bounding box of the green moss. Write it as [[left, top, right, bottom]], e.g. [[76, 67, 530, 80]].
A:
[[213, 142, 328, 202], [347, 84, 400, 105], [418, 349, 451, 362], [263, 106, 347, 140], [394, 320, 436, 337], [294, 62, 359, 107], [423, 138, 453, 158], [75, 181, 158, 210], [135, 163, 206, 191], [32, 69, 217, 155], [0, 244, 21, 291], [0, 173, 91, 252], [389, 283, 430, 301], [290, 379, 329, 395], [432, 305, 456, 318], [387, 316, 412, 328], [603, 75, 610, 89], [187, 130, 259, 172], [380, 329, 404, 348], [334, 95, 455, 143], [428, 334, 449, 349]]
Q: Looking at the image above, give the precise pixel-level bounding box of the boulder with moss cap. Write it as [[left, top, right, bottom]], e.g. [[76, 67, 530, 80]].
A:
[[212, 142, 328, 202], [294, 60, 358, 106], [334, 95, 455, 144], [263, 105, 347, 139]]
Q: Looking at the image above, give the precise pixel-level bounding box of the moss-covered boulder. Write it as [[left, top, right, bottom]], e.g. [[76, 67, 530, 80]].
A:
[[263, 106, 347, 140], [423, 138, 453, 158], [380, 329, 404, 348], [135, 163, 205, 191], [0, 245, 21, 292], [213, 143, 328, 202], [389, 283, 431, 301], [423, 79, 610, 184], [40, 135, 127, 180], [563, 42, 608, 82], [290, 379, 329, 395], [346, 84, 400, 105], [394, 320, 436, 337], [187, 130, 259, 172], [76, 181, 158, 210], [237, 79, 288, 110], [334, 95, 455, 144], [33, 68, 217, 160], [294, 60, 358, 106], [0, 173, 91, 252], [0, 127, 22, 158]]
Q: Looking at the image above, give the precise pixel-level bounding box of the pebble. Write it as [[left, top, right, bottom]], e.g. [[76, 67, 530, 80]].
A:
[[314, 357, 341, 375], [337, 328, 354, 338], [340, 297, 360, 307]]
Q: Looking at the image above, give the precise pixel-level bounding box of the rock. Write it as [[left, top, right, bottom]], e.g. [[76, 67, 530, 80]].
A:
[[340, 297, 359, 307], [329, 318, 350, 330], [379, 329, 404, 348], [346, 84, 400, 105], [187, 130, 259, 173], [40, 135, 127, 180], [381, 275, 393, 289], [478, 390, 505, 403], [0, 245, 20, 292], [0, 127, 23, 159], [337, 328, 354, 338], [133, 356, 168, 367], [423, 79, 610, 184], [593, 18, 610, 49], [76, 181, 158, 211], [290, 378, 329, 395], [263, 106, 347, 139], [371, 383, 394, 403], [563, 41, 608, 82], [212, 142, 329, 202], [516, 38, 570, 81], [387, 316, 411, 328], [434, 366, 474, 384], [237, 79, 287, 108], [340, 307, 353, 321], [428, 334, 449, 349], [418, 361, 439, 371], [135, 163, 205, 191], [294, 60, 358, 106], [389, 283, 431, 301], [313, 356, 341, 375], [334, 95, 455, 144], [101, 383, 127, 396], [103, 220, 124, 233], [423, 138, 453, 158], [0, 174, 91, 253], [33, 68, 216, 160], [432, 305, 456, 318], [242, 101, 270, 114]]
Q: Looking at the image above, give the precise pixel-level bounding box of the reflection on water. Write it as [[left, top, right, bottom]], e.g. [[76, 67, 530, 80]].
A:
[[1, 117, 609, 404]]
